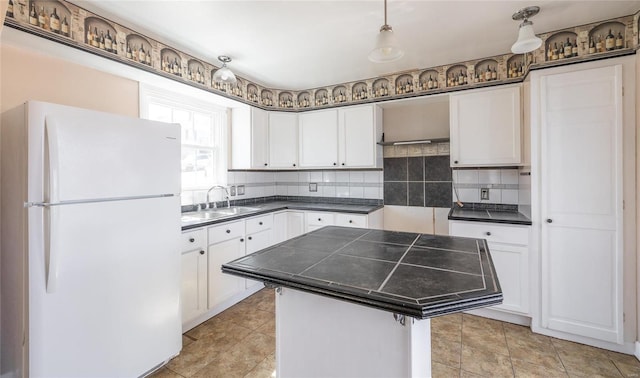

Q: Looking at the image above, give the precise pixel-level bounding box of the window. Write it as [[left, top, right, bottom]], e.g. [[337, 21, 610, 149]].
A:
[[140, 84, 228, 205]]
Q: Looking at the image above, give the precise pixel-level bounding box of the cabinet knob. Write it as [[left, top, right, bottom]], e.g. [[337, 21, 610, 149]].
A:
[[293, 163, 296, 167], [226, 229, 231, 233], [333, 162, 337, 166], [264, 163, 268, 166], [199, 250, 205, 255], [341, 163, 345, 166], [546, 219, 553, 223], [189, 237, 195, 242], [259, 221, 263, 225], [248, 236, 253, 240], [454, 160, 459, 164], [349, 220, 353, 223], [240, 238, 244, 242], [485, 232, 491, 236]]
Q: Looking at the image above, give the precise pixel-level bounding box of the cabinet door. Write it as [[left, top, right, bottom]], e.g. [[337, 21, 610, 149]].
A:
[[269, 112, 298, 168], [245, 228, 274, 289], [287, 211, 306, 239], [181, 248, 208, 326], [299, 109, 338, 167], [338, 105, 378, 168], [306, 212, 336, 232], [208, 237, 246, 309], [450, 85, 521, 167], [539, 65, 623, 344], [251, 108, 269, 168], [486, 243, 529, 315]]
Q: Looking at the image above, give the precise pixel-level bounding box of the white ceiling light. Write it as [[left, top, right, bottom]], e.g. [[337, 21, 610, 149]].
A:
[[212, 55, 237, 85], [511, 6, 543, 54], [368, 0, 404, 63]]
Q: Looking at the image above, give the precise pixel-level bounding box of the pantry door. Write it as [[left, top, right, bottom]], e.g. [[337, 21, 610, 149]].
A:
[[540, 64, 623, 344]]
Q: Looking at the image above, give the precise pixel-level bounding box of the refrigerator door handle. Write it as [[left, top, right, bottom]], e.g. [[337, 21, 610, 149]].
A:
[[45, 205, 60, 293], [44, 116, 61, 293], [45, 115, 61, 205]]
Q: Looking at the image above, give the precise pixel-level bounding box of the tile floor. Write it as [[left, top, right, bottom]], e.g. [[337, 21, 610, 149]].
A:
[[152, 289, 640, 377]]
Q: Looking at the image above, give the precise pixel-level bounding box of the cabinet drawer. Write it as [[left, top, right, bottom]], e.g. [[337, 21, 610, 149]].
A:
[[208, 220, 244, 244], [335, 213, 367, 228], [246, 214, 273, 234], [181, 229, 206, 252], [449, 221, 529, 246], [306, 212, 335, 227]]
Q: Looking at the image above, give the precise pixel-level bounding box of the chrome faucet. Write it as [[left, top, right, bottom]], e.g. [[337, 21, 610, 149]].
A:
[[206, 185, 231, 209]]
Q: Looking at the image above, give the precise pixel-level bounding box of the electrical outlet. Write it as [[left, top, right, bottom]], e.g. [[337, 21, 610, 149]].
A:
[[237, 185, 245, 196], [480, 188, 490, 200], [229, 186, 236, 196], [309, 183, 318, 192]]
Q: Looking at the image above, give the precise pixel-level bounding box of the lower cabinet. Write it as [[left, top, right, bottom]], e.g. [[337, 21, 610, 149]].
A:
[[207, 220, 246, 309], [449, 220, 530, 316], [305, 210, 382, 232], [180, 229, 208, 326]]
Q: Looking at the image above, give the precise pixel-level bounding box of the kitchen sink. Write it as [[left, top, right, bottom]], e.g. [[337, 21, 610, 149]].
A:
[[181, 206, 261, 223]]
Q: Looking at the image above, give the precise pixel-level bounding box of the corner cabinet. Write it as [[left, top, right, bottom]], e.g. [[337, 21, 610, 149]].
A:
[[231, 106, 269, 169], [449, 220, 530, 317], [449, 85, 522, 167]]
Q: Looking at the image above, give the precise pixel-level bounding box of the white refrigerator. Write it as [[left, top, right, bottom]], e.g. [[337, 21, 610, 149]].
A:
[[1, 101, 182, 377]]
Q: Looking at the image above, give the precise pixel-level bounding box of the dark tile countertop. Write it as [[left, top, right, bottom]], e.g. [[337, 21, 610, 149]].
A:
[[181, 201, 384, 231], [448, 206, 532, 226], [222, 226, 503, 319]]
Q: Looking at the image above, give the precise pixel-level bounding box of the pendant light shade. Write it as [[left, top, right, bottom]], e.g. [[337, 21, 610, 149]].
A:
[[212, 55, 237, 85], [511, 6, 543, 54], [368, 0, 404, 63]]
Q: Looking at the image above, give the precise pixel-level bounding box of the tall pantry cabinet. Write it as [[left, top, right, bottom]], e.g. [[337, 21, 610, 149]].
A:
[[529, 56, 636, 351]]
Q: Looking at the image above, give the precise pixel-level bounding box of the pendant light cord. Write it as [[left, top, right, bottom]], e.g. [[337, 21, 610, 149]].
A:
[[384, 0, 388, 26]]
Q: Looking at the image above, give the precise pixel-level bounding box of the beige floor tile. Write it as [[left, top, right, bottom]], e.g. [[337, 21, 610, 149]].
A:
[[244, 353, 276, 378], [608, 351, 640, 367], [256, 297, 275, 313], [182, 335, 195, 347], [149, 367, 184, 378], [168, 322, 253, 377], [462, 323, 509, 356], [552, 338, 611, 360], [556, 349, 622, 377], [432, 361, 461, 378], [432, 337, 462, 369], [463, 314, 504, 334], [192, 333, 275, 378], [432, 318, 463, 342], [216, 302, 273, 331], [185, 317, 229, 340], [505, 327, 564, 372], [256, 317, 276, 338], [461, 345, 514, 378], [460, 370, 486, 377], [612, 360, 640, 378], [512, 358, 568, 377]]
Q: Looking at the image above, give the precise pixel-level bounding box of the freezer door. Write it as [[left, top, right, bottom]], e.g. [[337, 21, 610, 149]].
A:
[[28, 196, 182, 377], [32, 101, 180, 202]]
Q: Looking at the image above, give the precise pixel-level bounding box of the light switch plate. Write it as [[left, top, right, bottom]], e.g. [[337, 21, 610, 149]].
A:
[[309, 183, 318, 192], [480, 188, 490, 200]]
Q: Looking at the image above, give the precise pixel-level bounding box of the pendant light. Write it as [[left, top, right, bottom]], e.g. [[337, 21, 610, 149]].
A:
[[511, 6, 543, 54], [212, 55, 237, 85], [368, 0, 404, 63]]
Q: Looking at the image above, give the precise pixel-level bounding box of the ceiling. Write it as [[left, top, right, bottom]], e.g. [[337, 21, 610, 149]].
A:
[[74, 1, 640, 90]]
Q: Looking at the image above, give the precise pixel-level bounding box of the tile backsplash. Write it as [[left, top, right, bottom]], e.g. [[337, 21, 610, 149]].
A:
[[383, 156, 452, 208], [452, 168, 521, 205]]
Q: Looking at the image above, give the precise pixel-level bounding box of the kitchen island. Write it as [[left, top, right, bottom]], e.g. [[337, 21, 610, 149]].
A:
[[222, 226, 502, 377]]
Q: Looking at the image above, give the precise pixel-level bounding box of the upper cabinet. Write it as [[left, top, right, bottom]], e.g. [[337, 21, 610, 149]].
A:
[[449, 85, 522, 167], [268, 112, 299, 169], [338, 105, 383, 168], [299, 109, 339, 167], [230, 107, 269, 169], [299, 105, 382, 169]]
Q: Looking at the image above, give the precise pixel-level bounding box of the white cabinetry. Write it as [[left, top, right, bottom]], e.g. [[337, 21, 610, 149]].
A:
[[338, 105, 383, 168], [299, 109, 339, 168], [269, 112, 298, 168], [449, 221, 530, 317], [180, 229, 208, 329], [207, 220, 246, 309], [304, 209, 383, 232], [450, 85, 522, 167], [245, 214, 274, 289], [533, 63, 626, 345], [335, 213, 368, 228], [305, 212, 336, 232], [231, 106, 269, 169]]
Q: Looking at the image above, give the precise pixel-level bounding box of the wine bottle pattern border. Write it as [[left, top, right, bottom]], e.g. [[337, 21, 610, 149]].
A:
[[3, 0, 639, 112]]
